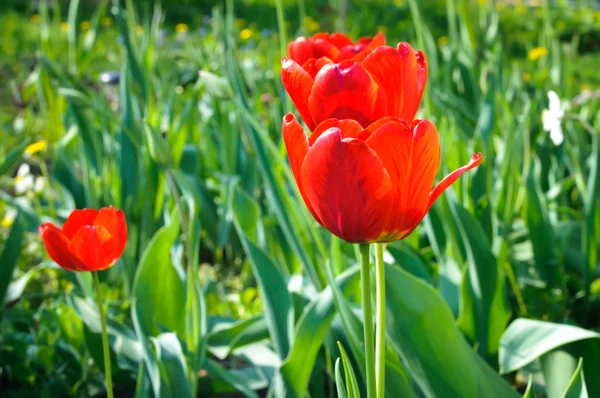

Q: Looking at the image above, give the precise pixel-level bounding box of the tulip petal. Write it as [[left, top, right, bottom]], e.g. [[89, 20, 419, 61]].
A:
[[366, 119, 440, 237], [426, 152, 483, 212], [353, 32, 387, 62], [362, 43, 422, 122], [94, 206, 128, 258], [326, 33, 354, 49], [288, 37, 313, 65], [312, 35, 341, 61], [308, 61, 380, 127], [302, 57, 333, 79], [71, 225, 118, 271], [39, 224, 84, 271], [62, 209, 99, 238], [308, 118, 364, 145], [301, 128, 393, 243], [282, 58, 316, 130], [416, 50, 428, 101], [282, 114, 321, 224]]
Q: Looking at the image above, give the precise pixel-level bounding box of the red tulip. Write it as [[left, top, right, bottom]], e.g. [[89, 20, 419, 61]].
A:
[[283, 113, 481, 243], [282, 42, 427, 131], [39, 206, 127, 272], [287, 32, 386, 66]]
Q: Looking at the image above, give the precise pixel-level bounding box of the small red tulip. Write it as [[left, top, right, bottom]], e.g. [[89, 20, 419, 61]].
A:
[[283, 113, 481, 243], [39, 206, 127, 272], [287, 32, 386, 66], [282, 42, 427, 131]]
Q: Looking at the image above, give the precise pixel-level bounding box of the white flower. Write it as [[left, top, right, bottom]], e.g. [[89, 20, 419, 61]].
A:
[[14, 164, 34, 195], [34, 176, 46, 193], [542, 90, 565, 146]]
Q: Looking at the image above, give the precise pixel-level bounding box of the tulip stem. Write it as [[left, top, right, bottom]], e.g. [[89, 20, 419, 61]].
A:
[[359, 243, 376, 398], [375, 243, 385, 398], [93, 271, 114, 398]]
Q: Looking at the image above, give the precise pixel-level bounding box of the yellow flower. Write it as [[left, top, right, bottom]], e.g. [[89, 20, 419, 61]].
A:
[[523, 73, 531, 82], [304, 16, 320, 32], [393, 0, 405, 6], [61, 22, 69, 32], [497, 3, 505, 11], [1, 215, 14, 228], [437, 36, 449, 46], [240, 28, 253, 40], [25, 140, 48, 155], [135, 25, 144, 35], [31, 14, 41, 23], [101, 17, 112, 26], [376, 25, 388, 34], [478, 0, 486, 6], [175, 23, 189, 33], [517, 4, 526, 13], [528, 46, 548, 61], [581, 84, 591, 91], [80, 21, 91, 31]]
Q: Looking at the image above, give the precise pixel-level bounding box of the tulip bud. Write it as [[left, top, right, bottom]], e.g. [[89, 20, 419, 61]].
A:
[[144, 123, 172, 168]]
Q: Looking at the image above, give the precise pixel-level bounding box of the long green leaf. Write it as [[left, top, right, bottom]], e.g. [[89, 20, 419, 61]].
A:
[[451, 201, 511, 359], [132, 214, 186, 337], [562, 358, 588, 398], [278, 266, 360, 396], [385, 264, 518, 398], [231, 186, 293, 360]]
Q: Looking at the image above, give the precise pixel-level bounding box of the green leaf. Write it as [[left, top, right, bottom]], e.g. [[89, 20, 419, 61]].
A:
[[4, 263, 52, 304], [526, 158, 560, 288], [522, 376, 534, 398], [562, 358, 588, 398], [132, 214, 186, 337], [542, 349, 579, 398], [335, 358, 349, 398], [451, 201, 511, 359], [208, 316, 269, 358], [499, 319, 600, 374], [154, 333, 193, 398], [338, 342, 360, 398], [387, 242, 432, 285], [0, 141, 30, 176], [0, 212, 25, 304], [278, 266, 360, 396], [231, 185, 293, 360], [385, 264, 518, 398], [233, 230, 293, 361], [205, 359, 259, 398]]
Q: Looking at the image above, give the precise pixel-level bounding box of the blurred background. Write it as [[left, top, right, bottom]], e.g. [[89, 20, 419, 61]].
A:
[[1, 0, 599, 397]]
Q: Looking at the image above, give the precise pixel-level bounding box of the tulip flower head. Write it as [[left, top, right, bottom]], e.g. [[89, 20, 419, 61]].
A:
[[282, 42, 427, 131], [39, 206, 127, 272], [287, 32, 386, 66], [283, 114, 481, 243]]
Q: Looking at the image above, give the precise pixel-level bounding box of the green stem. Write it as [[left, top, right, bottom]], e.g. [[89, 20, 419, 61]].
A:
[[375, 243, 385, 397], [275, 0, 291, 111], [359, 243, 376, 398], [92, 271, 114, 398]]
